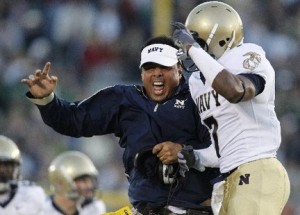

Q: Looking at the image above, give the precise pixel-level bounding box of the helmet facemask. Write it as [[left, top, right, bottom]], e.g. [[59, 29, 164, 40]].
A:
[[0, 161, 20, 193], [179, 31, 209, 73], [73, 174, 98, 203], [0, 135, 21, 194]]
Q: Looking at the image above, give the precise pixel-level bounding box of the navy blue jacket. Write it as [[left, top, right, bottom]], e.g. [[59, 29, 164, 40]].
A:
[[32, 79, 219, 209]]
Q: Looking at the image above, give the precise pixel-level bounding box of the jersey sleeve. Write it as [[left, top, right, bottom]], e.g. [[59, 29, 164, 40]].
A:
[[193, 143, 220, 168], [219, 43, 270, 81]]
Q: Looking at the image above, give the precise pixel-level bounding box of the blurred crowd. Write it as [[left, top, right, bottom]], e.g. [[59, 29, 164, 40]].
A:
[[0, 0, 300, 213]]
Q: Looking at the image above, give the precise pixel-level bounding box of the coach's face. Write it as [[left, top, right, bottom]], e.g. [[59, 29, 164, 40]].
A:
[[141, 62, 182, 102]]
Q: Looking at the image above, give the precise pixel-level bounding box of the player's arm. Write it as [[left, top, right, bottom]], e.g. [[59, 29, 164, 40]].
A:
[[211, 70, 265, 103], [172, 22, 265, 103]]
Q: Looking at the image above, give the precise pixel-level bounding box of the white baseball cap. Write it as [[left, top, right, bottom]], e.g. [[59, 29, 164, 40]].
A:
[[139, 44, 179, 68]]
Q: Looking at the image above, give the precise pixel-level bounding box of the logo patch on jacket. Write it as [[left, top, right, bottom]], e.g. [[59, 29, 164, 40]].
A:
[[174, 99, 186, 109]]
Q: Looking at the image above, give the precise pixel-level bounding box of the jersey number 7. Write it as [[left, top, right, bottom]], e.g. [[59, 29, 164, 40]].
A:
[[203, 116, 221, 158]]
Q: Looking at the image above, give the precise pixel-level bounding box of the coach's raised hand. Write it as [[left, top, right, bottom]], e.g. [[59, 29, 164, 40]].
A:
[[21, 62, 58, 98]]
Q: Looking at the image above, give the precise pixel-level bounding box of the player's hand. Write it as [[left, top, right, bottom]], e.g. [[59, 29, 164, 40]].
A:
[[21, 62, 58, 98], [152, 141, 183, 165], [177, 145, 196, 177], [176, 48, 188, 61], [172, 22, 199, 53]]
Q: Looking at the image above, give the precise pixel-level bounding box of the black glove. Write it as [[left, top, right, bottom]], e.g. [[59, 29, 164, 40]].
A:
[[177, 145, 196, 177], [134, 148, 159, 178]]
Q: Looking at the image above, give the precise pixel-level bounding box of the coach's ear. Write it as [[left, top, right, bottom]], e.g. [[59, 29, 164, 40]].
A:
[[178, 63, 183, 79], [141, 70, 145, 82]]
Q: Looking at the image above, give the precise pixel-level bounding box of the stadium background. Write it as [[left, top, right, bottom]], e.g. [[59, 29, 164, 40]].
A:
[[0, 0, 299, 213]]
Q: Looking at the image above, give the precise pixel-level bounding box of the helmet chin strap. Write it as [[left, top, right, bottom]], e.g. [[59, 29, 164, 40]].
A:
[[73, 189, 95, 212], [75, 196, 85, 212], [66, 188, 81, 200], [67, 182, 97, 203]]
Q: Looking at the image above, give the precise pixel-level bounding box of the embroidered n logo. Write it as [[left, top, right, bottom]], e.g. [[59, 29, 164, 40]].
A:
[[174, 99, 186, 109], [238, 174, 250, 185]]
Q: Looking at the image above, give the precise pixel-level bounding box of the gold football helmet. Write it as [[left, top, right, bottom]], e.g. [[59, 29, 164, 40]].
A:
[[185, 1, 244, 59], [48, 151, 98, 199], [0, 135, 21, 193]]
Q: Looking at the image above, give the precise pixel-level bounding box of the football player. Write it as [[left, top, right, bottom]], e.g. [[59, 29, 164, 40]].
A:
[[173, 1, 290, 215], [44, 151, 106, 214], [0, 135, 46, 214]]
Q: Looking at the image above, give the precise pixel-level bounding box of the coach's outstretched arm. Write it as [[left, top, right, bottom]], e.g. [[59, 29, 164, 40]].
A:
[[21, 62, 57, 99]]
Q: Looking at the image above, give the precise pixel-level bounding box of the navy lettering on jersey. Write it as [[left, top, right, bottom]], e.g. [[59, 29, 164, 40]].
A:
[[195, 90, 220, 114], [239, 174, 250, 185], [148, 47, 163, 53]]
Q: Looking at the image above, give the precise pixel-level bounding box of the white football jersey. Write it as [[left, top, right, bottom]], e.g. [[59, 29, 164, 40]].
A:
[[0, 181, 47, 215], [43, 196, 106, 215], [189, 43, 281, 173]]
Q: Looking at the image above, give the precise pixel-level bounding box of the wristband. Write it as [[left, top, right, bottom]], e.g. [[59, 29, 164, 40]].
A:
[[26, 92, 54, 106], [189, 46, 225, 85], [192, 151, 206, 172]]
